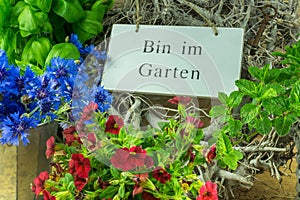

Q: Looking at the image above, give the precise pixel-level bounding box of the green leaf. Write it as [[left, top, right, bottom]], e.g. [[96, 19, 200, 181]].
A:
[[260, 87, 277, 99], [217, 131, 232, 154], [223, 150, 243, 170], [24, 0, 53, 13], [218, 92, 228, 105], [248, 66, 263, 80], [209, 105, 227, 118], [18, 5, 53, 37], [10, 1, 27, 27], [0, 28, 17, 63], [31, 37, 53, 66], [0, 0, 10, 32], [291, 80, 300, 104], [118, 183, 125, 198], [110, 166, 120, 179], [235, 79, 258, 98], [227, 91, 243, 108], [45, 43, 80, 65], [52, 0, 85, 23], [274, 115, 294, 136], [226, 118, 242, 137], [240, 103, 259, 124], [262, 96, 288, 116], [255, 117, 272, 135], [100, 185, 118, 198], [72, 9, 105, 42]]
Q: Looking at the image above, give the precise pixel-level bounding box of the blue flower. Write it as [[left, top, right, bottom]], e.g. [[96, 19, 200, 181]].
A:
[[93, 86, 113, 112], [69, 33, 94, 55], [0, 112, 38, 146]]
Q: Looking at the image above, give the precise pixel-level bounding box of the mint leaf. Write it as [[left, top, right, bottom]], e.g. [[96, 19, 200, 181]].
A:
[[240, 103, 259, 123], [255, 117, 272, 135], [218, 92, 228, 105], [209, 105, 227, 118], [274, 115, 294, 136], [235, 79, 258, 98], [227, 91, 243, 108]]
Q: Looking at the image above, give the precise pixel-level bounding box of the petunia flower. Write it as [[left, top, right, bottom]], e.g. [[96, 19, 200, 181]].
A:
[[62, 126, 82, 146], [43, 190, 56, 200], [132, 173, 149, 197], [186, 116, 204, 128], [46, 136, 55, 159], [168, 96, 191, 106], [141, 191, 159, 200], [32, 171, 49, 197], [74, 175, 88, 191], [152, 167, 172, 184], [205, 144, 217, 164], [80, 102, 98, 121], [0, 112, 38, 146], [105, 115, 124, 134], [69, 153, 91, 178], [110, 146, 153, 171], [196, 181, 218, 200]]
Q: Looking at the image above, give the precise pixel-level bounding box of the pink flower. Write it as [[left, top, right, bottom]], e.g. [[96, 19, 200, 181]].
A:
[[105, 115, 124, 134], [196, 181, 218, 200], [186, 116, 204, 128], [32, 171, 49, 197], [45, 136, 55, 159], [110, 146, 153, 171], [168, 96, 191, 106], [152, 167, 172, 184], [132, 173, 148, 197], [81, 102, 98, 121], [69, 153, 91, 178]]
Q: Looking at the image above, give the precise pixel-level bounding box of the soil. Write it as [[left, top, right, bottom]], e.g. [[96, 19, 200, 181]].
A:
[[229, 157, 297, 200]]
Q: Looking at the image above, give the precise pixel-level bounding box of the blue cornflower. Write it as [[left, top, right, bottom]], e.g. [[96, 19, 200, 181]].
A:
[[92, 86, 113, 112], [69, 33, 94, 55], [0, 112, 38, 146], [47, 57, 78, 89], [27, 74, 61, 121]]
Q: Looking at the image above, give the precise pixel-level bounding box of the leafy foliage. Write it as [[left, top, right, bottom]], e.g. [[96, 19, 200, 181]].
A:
[[210, 39, 300, 171], [0, 0, 113, 69]]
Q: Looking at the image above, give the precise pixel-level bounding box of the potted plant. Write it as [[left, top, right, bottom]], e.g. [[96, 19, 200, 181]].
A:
[[32, 94, 219, 200]]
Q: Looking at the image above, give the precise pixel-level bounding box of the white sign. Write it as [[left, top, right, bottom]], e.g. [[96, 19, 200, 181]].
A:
[[102, 24, 244, 97]]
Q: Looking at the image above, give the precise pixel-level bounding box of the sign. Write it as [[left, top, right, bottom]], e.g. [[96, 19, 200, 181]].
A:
[[102, 24, 244, 97]]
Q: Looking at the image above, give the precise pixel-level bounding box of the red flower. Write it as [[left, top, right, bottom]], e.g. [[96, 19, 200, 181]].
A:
[[81, 102, 98, 121], [63, 126, 82, 146], [110, 146, 153, 171], [152, 167, 172, 184], [32, 171, 49, 197], [186, 116, 204, 128], [141, 191, 160, 200], [74, 175, 88, 191], [105, 115, 124, 134], [43, 190, 56, 200], [45, 136, 55, 159], [196, 181, 218, 200], [69, 153, 91, 178], [168, 96, 191, 106], [205, 144, 217, 164], [76, 120, 85, 132]]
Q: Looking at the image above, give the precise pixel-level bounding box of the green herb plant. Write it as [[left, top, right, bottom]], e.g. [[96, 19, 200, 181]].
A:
[[0, 0, 113, 74], [210, 40, 300, 170]]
